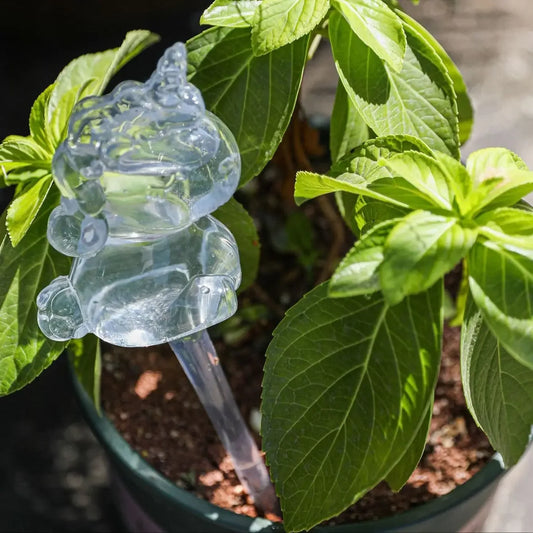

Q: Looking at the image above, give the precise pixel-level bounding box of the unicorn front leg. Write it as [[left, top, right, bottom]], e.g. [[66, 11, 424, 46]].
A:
[[47, 198, 108, 258], [37, 276, 88, 342]]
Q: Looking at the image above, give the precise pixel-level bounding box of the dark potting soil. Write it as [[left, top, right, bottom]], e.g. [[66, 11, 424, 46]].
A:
[[100, 323, 493, 525]]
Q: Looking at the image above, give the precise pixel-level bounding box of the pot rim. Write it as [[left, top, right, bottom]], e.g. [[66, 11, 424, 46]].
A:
[[71, 364, 503, 532]]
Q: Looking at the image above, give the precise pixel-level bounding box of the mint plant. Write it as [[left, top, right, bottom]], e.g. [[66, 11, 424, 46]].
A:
[[0, 1, 532, 532]]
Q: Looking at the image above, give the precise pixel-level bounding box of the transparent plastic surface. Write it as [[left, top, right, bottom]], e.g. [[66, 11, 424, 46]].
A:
[[170, 331, 279, 514], [38, 42, 278, 513], [38, 216, 240, 346], [38, 42, 242, 345], [48, 42, 240, 258]]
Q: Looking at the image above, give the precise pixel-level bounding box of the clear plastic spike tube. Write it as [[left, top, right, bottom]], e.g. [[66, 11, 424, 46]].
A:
[[36, 43, 278, 514]]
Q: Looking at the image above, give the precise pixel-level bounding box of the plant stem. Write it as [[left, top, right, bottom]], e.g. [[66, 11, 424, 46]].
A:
[[169, 329, 279, 515]]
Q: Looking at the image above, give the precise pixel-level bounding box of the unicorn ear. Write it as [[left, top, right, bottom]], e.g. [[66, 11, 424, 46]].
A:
[[37, 277, 88, 341]]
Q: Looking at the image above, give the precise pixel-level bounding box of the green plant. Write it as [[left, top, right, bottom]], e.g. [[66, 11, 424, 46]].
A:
[[1, 1, 533, 532]]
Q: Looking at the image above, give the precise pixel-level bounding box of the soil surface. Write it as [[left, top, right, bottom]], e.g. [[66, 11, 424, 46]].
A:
[[101, 323, 493, 525]]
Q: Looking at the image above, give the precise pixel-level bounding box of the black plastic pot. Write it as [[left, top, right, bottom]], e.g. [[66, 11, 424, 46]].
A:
[[72, 371, 503, 533]]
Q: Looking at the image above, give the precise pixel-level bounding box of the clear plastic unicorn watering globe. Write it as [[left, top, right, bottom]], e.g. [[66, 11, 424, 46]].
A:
[[36, 43, 277, 514]]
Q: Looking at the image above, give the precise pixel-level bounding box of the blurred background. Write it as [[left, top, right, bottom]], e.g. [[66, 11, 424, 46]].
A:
[[1, 0, 532, 531]]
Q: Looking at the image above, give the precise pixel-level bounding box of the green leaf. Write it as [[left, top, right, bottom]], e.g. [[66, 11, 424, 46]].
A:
[[2, 168, 49, 187], [468, 241, 533, 369], [213, 197, 260, 291], [515, 199, 533, 213], [330, 135, 431, 232], [329, 218, 398, 297], [330, 134, 433, 182], [354, 198, 409, 233], [251, 0, 329, 55], [278, 211, 318, 270], [336, 193, 408, 237], [29, 84, 55, 154], [380, 150, 464, 212], [368, 176, 447, 211], [330, 81, 369, 162], [295, 170, 410, 208], [187, 27, 308, 186], [385, 402, 431, 491], [6, 175, 53, 247], [68, 334, 101, 412], [335, 191, 360, 234], [463, 148, 533, 215], [201, 0, 261, 27], [433, 151, 473, 212], [332, 0, 406, 72], [473, 169, 533, 216], [262, 282, 442, 531], [329, 10, 459, 157], [476, 207, 533, 259], [467, 147, 528, 181], [461, 300, 533, 466], [47, 30, 159, 146], [0, 189, 71, 396], [380, 210, 477, 305], [478, 207, 533, 236], [0, 136, 51, 175], [396, 11, 473, 145]]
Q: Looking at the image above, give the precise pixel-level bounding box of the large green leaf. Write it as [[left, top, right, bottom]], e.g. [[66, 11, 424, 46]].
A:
[[396, 11, 473, 145], [329, 218, 398, 297], [468, 241, 533, 369], [46, 30, 159, 146], [332, 0, 406, 72], [330, 81, 369, 162], [6, 175, 53, 246], [68, 335, 101, 412], [461, 300, 533, 466], [201, 0, 260, 28], [380, 210, 477, 305], [0, 190, 70, 396], [187, 27, 308, 186], [251, 0, 329, 55], [329, 10, 459, 157], [262, 282, 442, 531], [385, 401, 432, 491], [213, 197, 260, 291]]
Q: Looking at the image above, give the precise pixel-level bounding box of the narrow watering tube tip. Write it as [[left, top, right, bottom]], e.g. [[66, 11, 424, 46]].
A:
[[170, 331, 279, 514]]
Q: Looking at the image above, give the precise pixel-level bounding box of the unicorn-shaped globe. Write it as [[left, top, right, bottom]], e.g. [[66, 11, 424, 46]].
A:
[[37, 43, 241, 346], [36, 43, 277, 514]]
